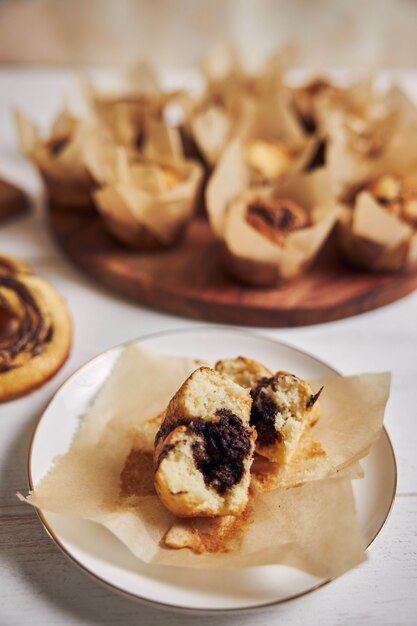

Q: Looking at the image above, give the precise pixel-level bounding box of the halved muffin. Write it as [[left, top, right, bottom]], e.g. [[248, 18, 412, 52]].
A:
[[154, 367, 255, 517], [215, 357, 322, 464], [250, 372, 322, 463]]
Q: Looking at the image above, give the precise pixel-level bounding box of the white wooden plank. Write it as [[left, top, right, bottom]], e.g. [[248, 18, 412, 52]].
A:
[[0, 497, 416, 626]]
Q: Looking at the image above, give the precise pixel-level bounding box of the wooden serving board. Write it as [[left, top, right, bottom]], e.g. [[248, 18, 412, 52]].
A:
[[49, 208, 417, 327]]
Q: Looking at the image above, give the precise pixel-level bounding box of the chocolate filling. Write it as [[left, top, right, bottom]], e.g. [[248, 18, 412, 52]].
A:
[[248, 203, 297, 231], [155, 443, 176, 470], [246, 199, 311, 246], [190, 409, 252, 494], [0, 307, 20, 342], [250, 376, 282, 447], [0, 258, 18, 273], [250, 376, 323, 447], [0, 276, 52, 371], [0, 363, 15, 373], [156, 409, 252, 495], [155, 416, 192, 446]]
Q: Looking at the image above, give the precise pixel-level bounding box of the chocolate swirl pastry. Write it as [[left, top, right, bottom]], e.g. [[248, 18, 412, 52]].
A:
[[246, 197, 311, 245], [0, 256, 72, 401], [154, 367, 256, 517]]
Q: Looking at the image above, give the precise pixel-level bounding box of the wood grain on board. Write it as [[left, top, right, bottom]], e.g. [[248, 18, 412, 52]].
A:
[[49, 208, 417, 327]]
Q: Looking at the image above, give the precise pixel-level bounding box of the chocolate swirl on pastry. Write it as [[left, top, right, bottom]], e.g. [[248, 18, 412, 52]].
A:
[[0, 275, 52, 373], [246, 197, 311, 245], [155, 408, 252, 495], [0, 256, 71, 401]]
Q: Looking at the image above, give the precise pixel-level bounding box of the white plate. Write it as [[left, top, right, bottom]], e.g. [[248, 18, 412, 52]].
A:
[[28, 327, 397, 614]]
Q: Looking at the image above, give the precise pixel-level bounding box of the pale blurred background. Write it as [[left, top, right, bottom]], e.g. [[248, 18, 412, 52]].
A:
[[0, 0, 416, 70]]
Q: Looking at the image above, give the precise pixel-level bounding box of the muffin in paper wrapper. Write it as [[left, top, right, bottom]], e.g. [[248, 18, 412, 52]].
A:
[[293, 75, 380, 138], [242, 102, 320, 186], [326, 110, 398, 198], [14, 107, 102, 209], [335, 115, 417, 272], [185, 45, 300, 168], [19, 343, 391, 575], [326, 83, 417, 198], [81, 62, 184, 149], [86, 119, 204, 250], [292, 76, 417, 197], [206, 139, 338, 285], [201, 64, 321, 206]]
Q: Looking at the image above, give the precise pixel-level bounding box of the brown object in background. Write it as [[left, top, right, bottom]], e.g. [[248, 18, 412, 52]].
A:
[[0, 178, 28, 222], [245, 197, 311, 246], [49, 208, 417, 327], [0, 255, 72, 401]]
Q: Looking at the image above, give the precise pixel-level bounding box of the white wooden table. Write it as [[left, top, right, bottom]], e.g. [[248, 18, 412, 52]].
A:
[[1, 70, 416, 626]]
